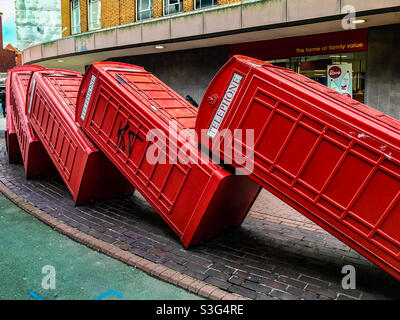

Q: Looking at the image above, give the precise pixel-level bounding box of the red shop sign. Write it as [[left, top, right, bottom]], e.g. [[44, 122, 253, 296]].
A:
[[229, 29, 368, 60]]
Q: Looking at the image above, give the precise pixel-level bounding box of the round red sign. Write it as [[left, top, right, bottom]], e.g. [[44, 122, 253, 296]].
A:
[[328, 66, 342, 79]]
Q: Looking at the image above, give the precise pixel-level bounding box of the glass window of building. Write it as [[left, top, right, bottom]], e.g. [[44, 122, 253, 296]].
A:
[[137, 0, 153, 20], [164, 0, 183, 15], [71, 0, 81, 34], [88, 0, 101, 31], [266, 52, 367, 103], [195, 0, 217, 9]]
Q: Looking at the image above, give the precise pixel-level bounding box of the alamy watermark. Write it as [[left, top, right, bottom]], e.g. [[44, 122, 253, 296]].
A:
[[342, 5, 356, 30], [119, 120, 257, 175], [29, 265, 122, 300], [41, 265, 56, 290], [341, 265, 356, 290]]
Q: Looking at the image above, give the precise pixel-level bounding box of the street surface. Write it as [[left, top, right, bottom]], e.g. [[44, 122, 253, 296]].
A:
[[0, 193, 202, 300]]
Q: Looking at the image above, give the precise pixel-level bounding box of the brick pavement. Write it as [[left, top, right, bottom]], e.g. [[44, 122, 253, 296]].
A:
[[249, 189, 328, 233], [1, 136, 400, 300]]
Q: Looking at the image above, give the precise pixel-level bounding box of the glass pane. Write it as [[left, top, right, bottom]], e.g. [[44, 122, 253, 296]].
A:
[[89, 0, 101, 30], [196, 0, 216, 9], [165, 0, 182, 15], [137, 0, 153, 20], [267, 52, 367, 103], [71, 1, 81, 34]]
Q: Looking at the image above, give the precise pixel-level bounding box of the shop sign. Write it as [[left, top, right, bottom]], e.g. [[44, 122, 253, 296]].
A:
[[327, 64, 353, 98], [229, 29, 368, 60]]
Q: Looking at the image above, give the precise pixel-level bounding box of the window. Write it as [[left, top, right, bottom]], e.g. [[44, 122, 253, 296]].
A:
[[266, 52, 367, 103], [195, 0, 217, 9], [88, 0, 101, 31], [137, 0, 153, 21], [164, 0, 183, 15], [71, 0, 81, 34]]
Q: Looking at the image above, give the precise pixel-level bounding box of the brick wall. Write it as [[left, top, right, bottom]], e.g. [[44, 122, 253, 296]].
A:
[[81, 0, 89, 33], [61, 0, 88, 35], [153, 0, 163, 18], [5, 45, 22, 66], [183, 0, 194, 12], [61, 0, 246, 37], [120, 0, 136, 25], [102, 0, 119, 28], [218, 0, 241, 5], [61, 0, 71, 37], [0, 50, 16, 73]]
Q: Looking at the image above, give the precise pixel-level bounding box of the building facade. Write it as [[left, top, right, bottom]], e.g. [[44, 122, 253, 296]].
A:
[[5, 44, 22, 66], [23, 0, 400, 118], [60, 0, 241, 37]]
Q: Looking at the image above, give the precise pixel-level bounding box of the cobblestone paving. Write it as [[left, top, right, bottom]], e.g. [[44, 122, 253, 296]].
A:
[[1, 136, 400, 300], [250, 190, 328, 234]]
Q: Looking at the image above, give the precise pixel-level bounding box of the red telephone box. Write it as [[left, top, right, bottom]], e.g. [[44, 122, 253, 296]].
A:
[[8, 65, 57, 178], [76, 62, 261, 248], [195, 55, 400, 280], [26, 69, 134, 205], [5, 69, 22, 164]]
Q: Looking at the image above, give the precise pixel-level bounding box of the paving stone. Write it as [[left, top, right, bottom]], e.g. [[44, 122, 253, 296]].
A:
[[259, 278, 288, 291], [273, 266, 302, 279], [117, 235, 137, 245], [163, 260, 187, 273], [242, 280, 271, 294], [306, 285, 338, 299], [286, 285, 318, 300], [87, 229, 115, 244], [204, 276, 232, 291], [277, 276, 307, 289], [76, 223, 91, 233], [255, 293, 276, 300], [164, 253, 187, 266], [114, 241, 131, 251], [208, 262, 233, 275], [241, 266, 275, 279], [269, 290, 300, 300], [299, 275, 331, 288], [228, 276, 244, 286], [123, 230, 141, 240], [189, 255, 213, 267], [149, 247, 168, 258], [227, 285, 257, 300], [205, 268, 231, 281], [337, 294, 358, 300], [330, 285, 363, 299], [184, 262, 208, 274], [184, 270, 208, 281]]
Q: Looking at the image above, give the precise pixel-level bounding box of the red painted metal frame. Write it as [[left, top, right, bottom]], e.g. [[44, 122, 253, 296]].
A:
[[8, 65, 58, 179], [5, 69, 22, 164], [76, 61, 261, 248], [195, 55, 400, 280], [26, 68, 134, 205]]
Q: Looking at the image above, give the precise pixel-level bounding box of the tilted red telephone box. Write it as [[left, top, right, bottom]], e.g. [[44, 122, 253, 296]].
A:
[[5, 69, 22, 164], [7, 65, 57, 178], [195, 55, 400, 280], [26, 69, 134, 205], [76, 62, 261, 248]]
